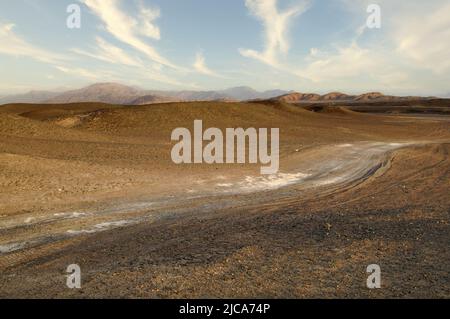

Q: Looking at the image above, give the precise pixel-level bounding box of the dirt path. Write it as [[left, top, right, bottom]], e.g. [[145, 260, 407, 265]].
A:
[[0, 141, 425, 262], [0, 143, 449, 298]]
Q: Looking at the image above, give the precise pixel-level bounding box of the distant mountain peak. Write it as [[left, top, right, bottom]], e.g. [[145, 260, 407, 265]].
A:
[[7, 82, 428, 105]]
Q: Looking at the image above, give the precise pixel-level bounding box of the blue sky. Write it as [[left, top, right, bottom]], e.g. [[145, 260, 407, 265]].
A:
[[0, 0, 449, 96]]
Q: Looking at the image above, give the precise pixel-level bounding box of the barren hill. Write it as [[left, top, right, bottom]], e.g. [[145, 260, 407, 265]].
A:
[[275, 91, 435, 104], [45, 83, 148, 105], [321, 92, 352, 101]]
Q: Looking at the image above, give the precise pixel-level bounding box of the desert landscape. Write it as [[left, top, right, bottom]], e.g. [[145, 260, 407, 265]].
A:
[[0, 84, 449, 298], [1, 0, 450, 302]]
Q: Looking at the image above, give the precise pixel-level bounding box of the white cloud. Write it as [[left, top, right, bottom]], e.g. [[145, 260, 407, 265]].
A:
[[82, 0, 177, 69], [0, 18, 183, 89], [138, 1, 161, 40], [55, 66, 106, 80], [393, 2, 450, 74], [340, 0, 450, 74], [295, 0, 450, 94], [193, 52, 223, 77], [0, 23, 64, 63], [298, 43, 413, 91], [137, 70, 187, 87], [56, 63, 186, 88], [239, 0, 310, 67], [300, 43, 376, 82], [71, 37, 143, 67]]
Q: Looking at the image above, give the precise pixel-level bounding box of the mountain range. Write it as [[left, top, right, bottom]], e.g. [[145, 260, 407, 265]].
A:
[[0, 83, 292, 105], [273, 92, 434, 103], [0, 82, 439, 105]]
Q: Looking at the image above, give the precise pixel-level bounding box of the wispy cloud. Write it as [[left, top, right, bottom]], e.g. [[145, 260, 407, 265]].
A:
[[298, 43, 412, 93], [239, 0, 310, 68], [55, 65, 111, 80], [138, 1, 161, 40], [0, 23, 64, 63], [393, 2, 450, 74], [71, 37, 143, 67], [298, 0, 450, 93], [337, 0, 450, 75], [193, 52, 224, 78], [82, 0, 177, 69], [56, 63, 186, 88], [300, 43, 375, 83], [1, 1, 449, 95]]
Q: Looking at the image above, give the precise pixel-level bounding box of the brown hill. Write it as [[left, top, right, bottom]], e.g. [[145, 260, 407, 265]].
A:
[[130, 95, 180, 105], [355, 92, 385, 101], [43, 83, 186, 105], [274, 91, 435, 104], [321, 92, 352, 101], [45, 83, 146, 104], [276, 93, 321, 103], [275, 92, 354, 103]]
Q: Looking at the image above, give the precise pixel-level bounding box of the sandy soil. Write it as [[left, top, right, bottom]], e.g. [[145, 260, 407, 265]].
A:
[[0, 101, 449, 298]]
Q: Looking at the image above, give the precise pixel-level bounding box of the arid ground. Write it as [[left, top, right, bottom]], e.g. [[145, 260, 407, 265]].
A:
[[0, 101, 449, 298]]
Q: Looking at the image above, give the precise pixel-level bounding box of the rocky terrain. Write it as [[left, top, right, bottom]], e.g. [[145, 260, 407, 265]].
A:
[[0, 100, 449, 298]]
